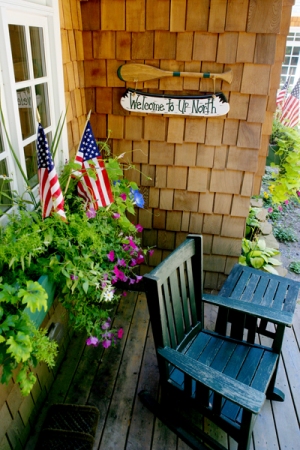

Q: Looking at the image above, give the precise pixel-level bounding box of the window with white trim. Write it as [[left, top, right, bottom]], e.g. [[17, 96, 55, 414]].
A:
[[0, 0, 67, 216], [280, 28, 300, 88]]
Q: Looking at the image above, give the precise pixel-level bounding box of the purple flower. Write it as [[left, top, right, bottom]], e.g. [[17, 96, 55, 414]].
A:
[[148, 249, 155, 256], [278, 206, 283, 211], [70, 274, 78, 280], [117, 258, 126, 267], [86, 336, 99, 347], [102, 281, 107, 288], [297, 191, 300, 197], [117, 328, 124, 339], [123, 244, 130, 251], [136, 253, 144, 264], [129, 236, 138, 250], [135, 275, 143, 283], [112, 213, 121, 219], [122, 291, 127, 296], [268, 207, 273, 213], [101, 318, 111, 330], [103, 273, 108, 280], [113, 266, 128, 282], [130, 258, 137, 266], [102, 340, 111, 349], [128, 278, 136, 285], [120, 193, 127, 201], [135, 224, 143, 233], [111, 276, 118, 285], [107, 250, 115, 262], [284, 200, 289, 205], [86, 207, 96, 219]]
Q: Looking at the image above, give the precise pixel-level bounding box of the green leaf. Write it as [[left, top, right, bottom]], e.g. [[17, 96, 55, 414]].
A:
[[16, 367, 37, 396], [250, 256, 265, 269], [0, 335, 5, 343], [82, 280, 89, 294], [6, 332, 33, 363], [263, 264, 279, 275], [268, 257, 282, 266], [18, 281, 48, 313]]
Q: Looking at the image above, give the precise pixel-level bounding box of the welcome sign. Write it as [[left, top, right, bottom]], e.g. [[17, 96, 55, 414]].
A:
[[120, 89, 230, 117]]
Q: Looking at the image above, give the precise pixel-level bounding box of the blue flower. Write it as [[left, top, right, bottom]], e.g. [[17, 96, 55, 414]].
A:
[[130, 188, 144, 208]]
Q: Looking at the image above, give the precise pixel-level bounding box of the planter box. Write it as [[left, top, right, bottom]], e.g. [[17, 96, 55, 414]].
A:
[[23, 275, 57, 328], [0, 279, 71, 450]]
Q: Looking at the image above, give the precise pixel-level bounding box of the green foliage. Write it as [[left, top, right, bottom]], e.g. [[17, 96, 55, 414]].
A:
[[0, 281, 58, 395], [245, 207, 261, 240], [0, 148, 151, 394], [268, 119, 300, 204], [239, 238, 281, 275], [273, 226, 298, 243], [289, 261, 300, 274]]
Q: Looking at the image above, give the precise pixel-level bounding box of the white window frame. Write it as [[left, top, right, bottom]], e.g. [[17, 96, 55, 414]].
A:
[[0, 0, 68, 221]]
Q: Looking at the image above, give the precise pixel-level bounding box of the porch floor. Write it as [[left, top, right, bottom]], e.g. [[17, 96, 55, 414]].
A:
[[25, 290, 300, 450]]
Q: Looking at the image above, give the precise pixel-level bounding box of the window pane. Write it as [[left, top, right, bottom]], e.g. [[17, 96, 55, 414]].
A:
[[17, 87, 35, 139], [0, 159, 12, 213], [24, 141, 38, 187], [9, 25, 29, 82], [36, 83, 50, 127], [30, 27, 46, 78]]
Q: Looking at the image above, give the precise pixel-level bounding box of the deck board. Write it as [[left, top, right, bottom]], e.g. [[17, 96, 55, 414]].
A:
[[25, 292, 300, 450]]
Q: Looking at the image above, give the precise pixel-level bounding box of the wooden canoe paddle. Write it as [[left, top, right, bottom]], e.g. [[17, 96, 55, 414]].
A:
[[117, 63, 233, 84]]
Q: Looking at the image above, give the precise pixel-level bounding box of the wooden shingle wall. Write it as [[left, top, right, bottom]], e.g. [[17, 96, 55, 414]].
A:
[[59, 0, 88, 158], [77, 0, 293, 289]]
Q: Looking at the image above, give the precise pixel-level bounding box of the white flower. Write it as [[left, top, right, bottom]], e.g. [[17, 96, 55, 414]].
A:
[[103, 289, 114, 302]]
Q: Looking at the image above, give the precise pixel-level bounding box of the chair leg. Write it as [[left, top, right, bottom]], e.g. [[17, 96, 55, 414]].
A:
[[266, 362, 285, 402], [237, 410, 256, 450]]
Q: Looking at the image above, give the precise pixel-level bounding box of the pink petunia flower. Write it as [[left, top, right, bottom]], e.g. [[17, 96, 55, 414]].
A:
[[117, 258, 126, 267], [284, 200, 289, 205], [112, 213, 121, 219], [268, 207, 273, 213], [102, 340, 111, 349], [120, 193, 127, 201], [70, 274, 78, 280], [107, 250, 115, 262], [297, 191, 300, 197], [86, 336, 99, 346], [101, 318, 111, 330], [128, 236, 138, 250], [135, 224, 143, 233], [122, 291, 127, 296], [117, 328, 124, 339], [278, 206, 283, 211], [136, 253, 144, 264], [135, 275, 143, 283], [86, 207, 96, 219], [113, 266, 128, 282]]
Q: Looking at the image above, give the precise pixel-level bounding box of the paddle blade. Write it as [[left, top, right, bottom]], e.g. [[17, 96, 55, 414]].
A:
[[117, 64, 169, 82]]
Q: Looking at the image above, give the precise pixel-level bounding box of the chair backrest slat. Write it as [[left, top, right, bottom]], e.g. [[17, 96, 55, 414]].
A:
[[144, 235, 203, 351]]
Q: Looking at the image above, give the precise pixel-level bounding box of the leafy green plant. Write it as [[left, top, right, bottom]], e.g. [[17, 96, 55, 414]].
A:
[[273, 226, 298, 243], [239, 238, 281, 275], [289, 261, 300, 274], [267, 119, 300, 204], [245, 207, 261, 240], [0, 279, 58, 395]]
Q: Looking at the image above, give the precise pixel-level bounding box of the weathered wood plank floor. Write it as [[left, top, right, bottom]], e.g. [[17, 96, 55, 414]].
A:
[[26, 291, 300, 450]]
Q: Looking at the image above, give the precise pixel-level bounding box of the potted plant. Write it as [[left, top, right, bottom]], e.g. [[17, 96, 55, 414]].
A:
[[0, 116, 152, 394]]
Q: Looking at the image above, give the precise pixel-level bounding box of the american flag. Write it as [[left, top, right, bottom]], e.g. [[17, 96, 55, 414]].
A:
[[280, 79, 300, 128], [75, 121, 113, 209], [276, 78, 289, 108], [36, 123, 66, 220]]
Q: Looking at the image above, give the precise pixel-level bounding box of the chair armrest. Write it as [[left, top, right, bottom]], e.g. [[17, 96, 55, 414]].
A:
[[158, 346, 265, 414], [202, 293, 294, 327]]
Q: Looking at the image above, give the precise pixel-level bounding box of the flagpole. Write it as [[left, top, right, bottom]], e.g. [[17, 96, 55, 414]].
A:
[[64, 109, 92, 195]]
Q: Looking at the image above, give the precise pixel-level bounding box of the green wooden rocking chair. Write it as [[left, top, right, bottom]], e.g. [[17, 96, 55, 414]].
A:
[[139, 235, 297, 450]]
